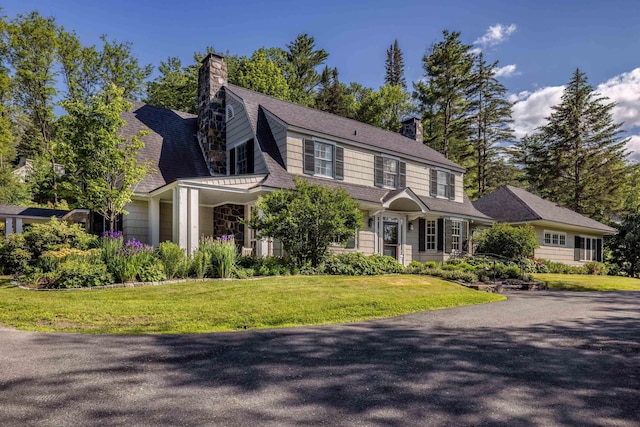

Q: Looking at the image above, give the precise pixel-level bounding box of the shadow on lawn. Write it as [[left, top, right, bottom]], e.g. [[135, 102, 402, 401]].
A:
[[2, 293, 640, 426]]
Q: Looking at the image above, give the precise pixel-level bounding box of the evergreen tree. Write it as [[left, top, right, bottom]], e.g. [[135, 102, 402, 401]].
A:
[[385, 39, 406, 89], [530, 69, 629, 220], [314, 67, 351, 117], [284, 34, 328, 106], [415, 30, 474, 164], [467, 53, 515, 198]]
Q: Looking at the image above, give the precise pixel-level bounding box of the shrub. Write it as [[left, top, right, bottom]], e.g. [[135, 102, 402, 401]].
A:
[[191, 249, 211, 279], [474, 223, 538, 259], [23, 218, 97, 259], [0, 233, 32, 274], [53, 257, 112, 288], [405, 261, 424, 274], [421, 268, 478, 283], [137, 260, 166, 282], [40, 248, 102, 273], [110, 238, 156, 283], [157, 241, 187, 279], [201, 235, 237, 278], [584, 261, 607, 276], [322, 253, 403, 276]]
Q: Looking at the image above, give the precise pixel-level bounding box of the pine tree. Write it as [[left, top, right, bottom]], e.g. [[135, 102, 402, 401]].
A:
[[523, 69, 629, 220], [385, 39, 406, 89], [414, 30, 474, 164], [467, 53, 515, 198], [284, 34, 328, 106], [314, 67, 351, 117]]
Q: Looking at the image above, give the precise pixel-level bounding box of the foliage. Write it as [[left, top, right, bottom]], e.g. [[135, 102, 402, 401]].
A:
[[233, 48, 291, 101], [584, 261, 607, 276], [137, 260, 166, 282], [322, 253, 404, 276], [352, 83, 413, 132], [385, 39, 406, 89], [157, 241, 187, 279], [466, 53, 515, 198], [608, 210, 640, 277], [473, 223, 538, 259], [39, 248, 101, 273], [0, 275, 504, 333], [413, 267, 478, 284], [0, 233, 32, 274], [0, 166, 31, 205], [248, 178, 363, 267], [50, 254, 112, 288], [284, 34, 329, 105], [22, 217, 96, 259], [58, 84, 149, 230], [200, 235, 237, 278], [415, 30, 474, 163], [314, 66, 352, 117], [145, 56, 198, 113], [514, 69, 629, 221], [190, 248, 212, 279]]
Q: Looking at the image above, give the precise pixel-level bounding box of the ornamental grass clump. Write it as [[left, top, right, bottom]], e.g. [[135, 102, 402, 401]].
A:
[[201, 235, 237, 278], [110, 237, 159, 283]]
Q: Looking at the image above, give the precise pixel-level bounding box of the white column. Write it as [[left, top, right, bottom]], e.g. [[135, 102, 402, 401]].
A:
[[188, 188, 199, 255], [15, 218, 23, 234], [5, 218, 13, 236], [172, 186, 189, 250], [148, 197, 160, 247]]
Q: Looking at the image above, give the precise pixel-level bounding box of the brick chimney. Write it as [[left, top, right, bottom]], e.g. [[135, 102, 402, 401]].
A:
[[400, 117, 423, 143], [197, 53, 228, 175]]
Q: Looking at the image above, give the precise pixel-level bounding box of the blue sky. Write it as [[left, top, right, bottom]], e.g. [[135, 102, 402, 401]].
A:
[[5, 0, 640, 159]]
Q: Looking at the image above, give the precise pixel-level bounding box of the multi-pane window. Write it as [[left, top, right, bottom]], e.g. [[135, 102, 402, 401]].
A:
[[236, 143, 248, 174], [426, 220, 436, 250], [451, 220, 461, 251], [314, 142, 334, 177], [544, 231, 566, 247], [437, 171, 448, 198], [383, 158, 398, 188], [581, 237, 599, 261], [430, 169, 455, 200]]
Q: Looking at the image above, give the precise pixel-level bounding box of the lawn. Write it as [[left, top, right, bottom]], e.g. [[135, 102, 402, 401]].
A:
[[0, 275, 504, 334], [534, 274, 640, 291]]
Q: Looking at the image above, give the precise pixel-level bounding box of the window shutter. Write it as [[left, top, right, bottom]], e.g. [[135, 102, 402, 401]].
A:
[[246, 139, 254, 174], [335, 146, 344, 180], [461, 221, 468, 253], [574, 236, 582, 261], [303, 139, 315, 175], [437, 218, 444, 251], [596, 238, 602, 262], [430, 169, 437, 196], [374, 155, 384, 187], [398, 161, 406, 188], [230, 148, 236, 175], [418, 218, 426, 252], [444, 219, 453, 254], [448, 172, 455, 200]]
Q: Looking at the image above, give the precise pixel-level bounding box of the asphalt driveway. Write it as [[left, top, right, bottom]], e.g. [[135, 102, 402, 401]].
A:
[[1, 291, 639, 426]]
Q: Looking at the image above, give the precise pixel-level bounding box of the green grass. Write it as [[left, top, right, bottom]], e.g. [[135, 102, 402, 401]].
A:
[[534, 274, 640, 291], [0, 275, 504, 334]]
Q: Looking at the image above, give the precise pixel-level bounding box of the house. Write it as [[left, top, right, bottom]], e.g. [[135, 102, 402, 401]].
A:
[[13, 157, 65, 184], [119, 53, 491, 265], [473, 186, 617, 265], [0, 205, 89, 236]]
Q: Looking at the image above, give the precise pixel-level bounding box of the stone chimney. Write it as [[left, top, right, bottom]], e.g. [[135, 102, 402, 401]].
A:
[[400, 117, 424, 143], [197, 53, 228, 175]]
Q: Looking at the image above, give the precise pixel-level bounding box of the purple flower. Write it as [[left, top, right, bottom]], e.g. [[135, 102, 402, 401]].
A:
[[101, 230, 123, 240]]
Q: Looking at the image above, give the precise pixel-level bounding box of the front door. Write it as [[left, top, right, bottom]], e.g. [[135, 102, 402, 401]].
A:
[[383, 221, 399, 259]]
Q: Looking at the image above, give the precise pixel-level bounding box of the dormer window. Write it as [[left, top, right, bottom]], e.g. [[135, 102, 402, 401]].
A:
[[430, 169, 455, 200], [374, 155, 406, 189], [229, 139, 254, 175], [303, 139, 344, 180]]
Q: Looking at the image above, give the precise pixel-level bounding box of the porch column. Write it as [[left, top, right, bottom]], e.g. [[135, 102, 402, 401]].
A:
[[5, 218, 13, 236], [148, 197, 160, 247], [188, 188, 199, 254], [172, 186, 188, 250], [15, 218, 22, 234]]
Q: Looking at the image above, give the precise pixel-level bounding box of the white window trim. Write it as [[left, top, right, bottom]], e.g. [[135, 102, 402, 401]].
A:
[[311, 139, 337, 179], [425, 219, 437, 251], [380, 155, 402, 189], [543, 230, 567, 247], [432, 168, 455, 200], [579, 235, 600, 262]]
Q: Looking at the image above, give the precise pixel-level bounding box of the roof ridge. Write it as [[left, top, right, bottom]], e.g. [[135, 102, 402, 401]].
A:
[[503, 185, 542, 221], [226, 84, 423, 147], [131, 100, 197, 118]]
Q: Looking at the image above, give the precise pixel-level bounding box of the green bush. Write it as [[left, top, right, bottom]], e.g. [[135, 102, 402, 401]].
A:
[[157, 241, 187, 279], [137, 260, 166, 282], [200, 235, 237, 278], [474, 223, 538, 259], [23, 218, 97, 259], [421, 268, 478, 283], [0, 234, 32, 274], [53, 257, 112, 288], [322, 253, 403, 276], [191, 249, 211, 279], [584, 261, 607, 276], [405, 261, 424, 274]]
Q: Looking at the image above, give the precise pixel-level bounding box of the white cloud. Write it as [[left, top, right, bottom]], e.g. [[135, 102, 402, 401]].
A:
[[597, 68, 640, 128], [510, 86, 564, 137], [627, 135, 640, 162], [495, 64, 519, 78], [474, 24, 517, 48]]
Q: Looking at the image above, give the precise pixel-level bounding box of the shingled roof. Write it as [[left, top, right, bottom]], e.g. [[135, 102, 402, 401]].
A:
[[121, 102, 210, 193], [0, 205, 71, 219], [226, 84, 463, 172], [473, 186, 616, 233]]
